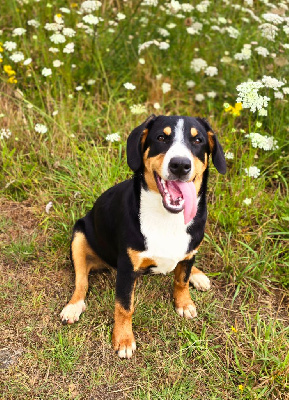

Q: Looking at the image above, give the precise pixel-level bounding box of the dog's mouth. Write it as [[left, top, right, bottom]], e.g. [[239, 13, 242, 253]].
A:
[[154, 172, 197, 224]]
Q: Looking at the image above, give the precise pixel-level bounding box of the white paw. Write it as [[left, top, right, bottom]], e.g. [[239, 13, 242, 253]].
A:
[[117, 341, 136, 359], [175, 303, 197, 319], [189, 272, 211, 291], [60, 300, 86, 324]]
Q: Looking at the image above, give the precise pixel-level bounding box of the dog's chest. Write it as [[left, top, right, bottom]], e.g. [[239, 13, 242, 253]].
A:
[[139, 189, 191, 275]]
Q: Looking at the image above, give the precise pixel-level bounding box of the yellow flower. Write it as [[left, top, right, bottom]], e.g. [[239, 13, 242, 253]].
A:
[[224, 102, 242, 117], [0, 47, 3, 52], [231, 326, 238, 333], [8, 76, 17, 84], [56, 13, 62, 18], [238, 384, 244, 392], [3, 65, 16, 76], [70, 3, 78, 7]]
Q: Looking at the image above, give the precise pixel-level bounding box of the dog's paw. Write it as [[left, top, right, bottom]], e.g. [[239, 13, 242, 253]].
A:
[[189, 272, 211, 291], [175, 302, 197, 319], [60, 300, 86, 324], [112, 331, 136, 359]]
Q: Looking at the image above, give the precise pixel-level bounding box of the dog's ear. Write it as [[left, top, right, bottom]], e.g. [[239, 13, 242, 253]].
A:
[[196, 118, 226, 175], [127, 114, 157, 172]]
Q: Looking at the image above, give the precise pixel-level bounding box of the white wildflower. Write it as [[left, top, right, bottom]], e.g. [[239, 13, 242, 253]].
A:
[[274, 91, 284, 99], [158, 42, 170, 50], [282, 87, 289, 95], [62, 28, 76, 37], [27, 19, 40, 28], [244, 166, 260, 178], [196, 0, 211, 13], [226, 26, 239, 39], [181, 3, 194, 12], [50, 33, 66, 44], [53, 60, 63, 67], [187, 22, 203, 35], [83, 14, 100, 25], [243, 198, 252, 205], [186, 80, 196, 88], [190, 58, 207, 72], [161, 82, 171, 94], [138, 40, 159, 54], [116, 13, 126, 21], [234, 47, 251, 61], [45, 23, 62, 32], [42, 67, 52, 77], [205, 66, 218, 77], [75, 86, 83, 91], [80, 1, 102, 13], [246, 132, 278, 150], [142, 0, 158, 5], [236, 81, 270, 113], [153, 102, 160, 109], [207, 91, 217, 98], [63, 43, 75, 53], [123, 82, 136, 90], [258, 108, 267, 116], [166, 0, 182, 14], [262, 75, 284, 90], [225, 151, 234, 159], [0, 128, 12, 140], [262, 13, 283, 25], [130, 104, 147, 115], [49, 47, 59, 53], [10, 52, 24, 63], [23, 58, 32, 65], [59, 7, 71, 14], [195, 93, 205, 102], [254, 46, 269, 57], [35, 123, 48, 134], [259, 23, 279, 41], [157, 28, 170, 37], [12, 28, 26, 36], [166, 23, 176, 29], [138, 58, 145, 65], [87, 79, 96, 85], [3, 41, 17, 51], [106, 133, 120, 142]]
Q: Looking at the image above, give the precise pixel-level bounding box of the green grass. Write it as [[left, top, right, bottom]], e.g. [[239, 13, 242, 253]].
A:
[[0, 0, 288, 399]]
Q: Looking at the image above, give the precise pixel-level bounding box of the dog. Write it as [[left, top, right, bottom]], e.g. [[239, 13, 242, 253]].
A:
[[60, 115, 226, 359]]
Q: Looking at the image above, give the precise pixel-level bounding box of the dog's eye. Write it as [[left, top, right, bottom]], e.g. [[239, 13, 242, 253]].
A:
[[157, 135, 166, 142], [193, 138, 202, 144]]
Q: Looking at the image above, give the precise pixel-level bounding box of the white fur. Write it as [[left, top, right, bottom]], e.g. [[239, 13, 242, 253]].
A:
[[60, 300, 86, 323], [162, 118, 194, 180], [189, 272, 211, 291], [139, 189, 196, 275]]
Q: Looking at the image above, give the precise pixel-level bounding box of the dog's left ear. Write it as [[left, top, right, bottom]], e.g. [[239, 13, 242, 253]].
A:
[[196, 118, 226, 175], [127, 114, 157, 172]]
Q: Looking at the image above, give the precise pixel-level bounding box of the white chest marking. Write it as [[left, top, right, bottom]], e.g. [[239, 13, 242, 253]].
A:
[[139, 188, 192, 275]]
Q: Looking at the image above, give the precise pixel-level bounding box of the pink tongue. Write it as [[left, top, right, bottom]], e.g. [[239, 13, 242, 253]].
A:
[[170, 181, 197, 224]]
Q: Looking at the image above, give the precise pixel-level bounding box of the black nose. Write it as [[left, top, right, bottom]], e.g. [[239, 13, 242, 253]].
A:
[[169, 157, 191, 177]]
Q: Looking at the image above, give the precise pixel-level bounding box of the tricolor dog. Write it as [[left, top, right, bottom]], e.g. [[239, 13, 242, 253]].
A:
[[60, 115, 226, 359]]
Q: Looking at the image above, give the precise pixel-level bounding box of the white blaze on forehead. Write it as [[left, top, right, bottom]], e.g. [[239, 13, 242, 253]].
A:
[[162, 118, 194, 179]]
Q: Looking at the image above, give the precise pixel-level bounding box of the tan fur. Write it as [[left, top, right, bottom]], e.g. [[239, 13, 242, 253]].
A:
[[112, 300, 135, 351], [141, 128, 149, 147], [190, 266, 204, 275], [163, 126, 171, 135], [68, 232, 107, 304], [173, 263, 195, 310], [208, 131, 215, 153], [191, 153, 208, 195], [143, 149, 165, 192], [191, 127, 198, 137], [128, 248, 156, 271]]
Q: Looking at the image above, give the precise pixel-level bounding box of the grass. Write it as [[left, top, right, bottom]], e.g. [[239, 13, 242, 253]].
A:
[[0, 0, 289, 399]]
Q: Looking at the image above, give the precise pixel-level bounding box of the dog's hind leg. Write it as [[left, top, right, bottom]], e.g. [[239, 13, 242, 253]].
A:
[[60, 230, 104, 324]]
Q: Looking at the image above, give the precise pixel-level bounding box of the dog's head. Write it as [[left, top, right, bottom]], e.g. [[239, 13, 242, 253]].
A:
[[127, 115, 226, 223]]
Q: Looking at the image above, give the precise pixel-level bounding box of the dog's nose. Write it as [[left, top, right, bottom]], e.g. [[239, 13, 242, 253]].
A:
[[169, 157, 191, 177]]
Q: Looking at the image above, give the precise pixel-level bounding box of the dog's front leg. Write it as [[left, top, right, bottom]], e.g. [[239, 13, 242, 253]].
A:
[[174, 258, 197, 319], [112, 258, 137, 359]]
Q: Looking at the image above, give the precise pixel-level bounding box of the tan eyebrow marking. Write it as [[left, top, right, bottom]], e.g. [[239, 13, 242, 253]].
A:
[[163, 126, 171, 135], [191, 128, 198, 137]]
